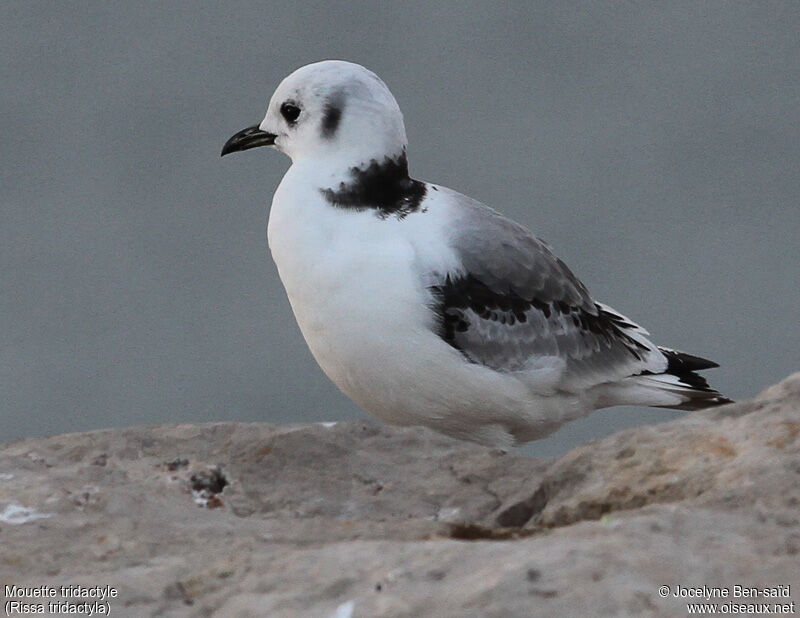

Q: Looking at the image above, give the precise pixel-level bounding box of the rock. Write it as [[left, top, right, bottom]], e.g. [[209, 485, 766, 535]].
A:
[[1, 374, 798, 617]]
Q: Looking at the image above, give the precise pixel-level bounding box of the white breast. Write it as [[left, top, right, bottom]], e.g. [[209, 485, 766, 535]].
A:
[[266, 165, 532, 430]]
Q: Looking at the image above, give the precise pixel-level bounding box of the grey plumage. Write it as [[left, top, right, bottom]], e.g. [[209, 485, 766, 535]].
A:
[[429, 187, 667, 389], [453, 193, 594, 310]]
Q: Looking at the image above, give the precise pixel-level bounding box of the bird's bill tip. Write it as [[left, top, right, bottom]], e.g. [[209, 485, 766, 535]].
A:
[[221, 124, 276, 157]]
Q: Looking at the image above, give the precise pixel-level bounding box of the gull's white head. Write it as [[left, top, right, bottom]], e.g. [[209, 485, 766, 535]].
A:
[[222, 60, 408, 165]]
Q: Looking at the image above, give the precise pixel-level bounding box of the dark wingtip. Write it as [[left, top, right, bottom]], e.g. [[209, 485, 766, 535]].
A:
[[675, 394, 734, 411], [659, 347, 720, 372]]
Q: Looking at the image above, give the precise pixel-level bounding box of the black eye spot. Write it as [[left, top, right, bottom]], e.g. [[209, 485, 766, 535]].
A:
[[280, 102, 301, 124], [321, 91, 345, 139]]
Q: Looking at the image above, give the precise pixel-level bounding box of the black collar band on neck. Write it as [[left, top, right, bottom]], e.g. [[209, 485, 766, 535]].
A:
[[320, 151, 427, 219]]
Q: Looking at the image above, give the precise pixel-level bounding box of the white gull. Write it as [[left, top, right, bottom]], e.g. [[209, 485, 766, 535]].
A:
[[222, 60, 730, 449]]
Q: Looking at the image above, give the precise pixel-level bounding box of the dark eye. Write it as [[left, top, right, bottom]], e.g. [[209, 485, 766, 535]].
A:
[[280, 102, 301, 123]]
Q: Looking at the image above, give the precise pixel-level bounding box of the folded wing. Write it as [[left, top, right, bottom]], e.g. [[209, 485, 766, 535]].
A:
[[428, 191, 667, 390]]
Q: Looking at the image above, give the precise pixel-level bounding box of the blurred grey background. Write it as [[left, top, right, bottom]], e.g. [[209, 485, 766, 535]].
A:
[[2, 2, 798, 456]]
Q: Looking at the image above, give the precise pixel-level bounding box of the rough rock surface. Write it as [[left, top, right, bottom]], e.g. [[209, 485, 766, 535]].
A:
[[1, 374, 798, 617]]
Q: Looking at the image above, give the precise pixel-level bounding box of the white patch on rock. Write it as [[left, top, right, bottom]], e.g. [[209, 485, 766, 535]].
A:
[[192, 490, 209, 507], [435, 507, 462, 522], [0, 473, 13, 480], [320, 422, 338, 429], [330, 600, 355, 618], [0, 503, 53, 525]]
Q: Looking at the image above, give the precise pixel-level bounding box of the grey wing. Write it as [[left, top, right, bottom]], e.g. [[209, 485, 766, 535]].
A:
[[429, 191, 666, 388]]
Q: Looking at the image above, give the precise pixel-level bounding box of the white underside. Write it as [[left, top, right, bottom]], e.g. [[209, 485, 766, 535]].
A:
[[267, 162, 673, 447]]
